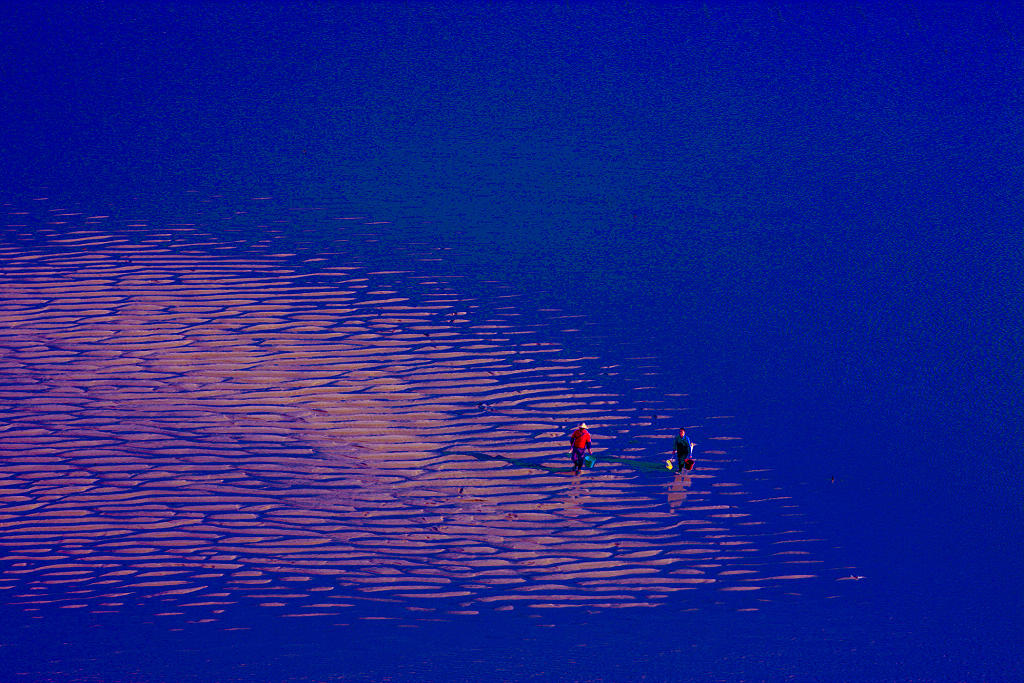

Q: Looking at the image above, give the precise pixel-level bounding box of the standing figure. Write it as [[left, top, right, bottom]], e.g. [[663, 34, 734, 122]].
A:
[[673, 427, 695, 471], [569, 422, 593, 474]]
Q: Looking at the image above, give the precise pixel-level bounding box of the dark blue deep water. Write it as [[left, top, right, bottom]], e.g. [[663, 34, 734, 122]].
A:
[[2, 3, 1022, 680]]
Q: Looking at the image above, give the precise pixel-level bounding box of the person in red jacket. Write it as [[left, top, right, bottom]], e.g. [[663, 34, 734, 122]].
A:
[[569, 422, 592, 473]]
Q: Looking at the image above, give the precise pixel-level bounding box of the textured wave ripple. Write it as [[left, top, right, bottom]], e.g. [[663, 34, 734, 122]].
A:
[[0, 198, 837, 625]]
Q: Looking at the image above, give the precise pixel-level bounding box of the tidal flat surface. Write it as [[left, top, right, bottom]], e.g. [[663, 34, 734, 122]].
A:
[[0, 195, 866, 680], [3, 3, 1023, 679]]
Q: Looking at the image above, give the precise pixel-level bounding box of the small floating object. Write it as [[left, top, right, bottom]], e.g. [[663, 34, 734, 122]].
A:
[[665, 459, 674, 470]]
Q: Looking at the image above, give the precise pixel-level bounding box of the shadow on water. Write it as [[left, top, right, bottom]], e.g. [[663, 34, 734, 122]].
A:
[[0, 195, 888, 681], [2, 191, 1015, 679]]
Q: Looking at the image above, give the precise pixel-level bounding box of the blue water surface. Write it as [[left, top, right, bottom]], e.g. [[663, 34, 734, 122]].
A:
[[2, 2, 1022, 680]]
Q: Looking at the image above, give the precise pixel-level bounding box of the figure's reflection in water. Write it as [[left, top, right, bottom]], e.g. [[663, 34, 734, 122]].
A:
[[564, 473, 586, 517], [668, 471, 692, 512]]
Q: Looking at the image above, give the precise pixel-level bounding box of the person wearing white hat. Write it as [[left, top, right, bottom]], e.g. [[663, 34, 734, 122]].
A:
[[568, 422, 592, 473]]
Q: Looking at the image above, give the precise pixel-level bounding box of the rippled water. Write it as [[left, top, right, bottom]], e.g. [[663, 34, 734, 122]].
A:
[[3, 3, 1023, 679], [0, 196, 851, 638]]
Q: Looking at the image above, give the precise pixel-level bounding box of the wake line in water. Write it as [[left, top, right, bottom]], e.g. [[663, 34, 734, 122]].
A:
[[0, 196, 841, 627]]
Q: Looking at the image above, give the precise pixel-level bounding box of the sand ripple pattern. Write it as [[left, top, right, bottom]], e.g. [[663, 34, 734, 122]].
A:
[[1, 198, 836, 625]]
